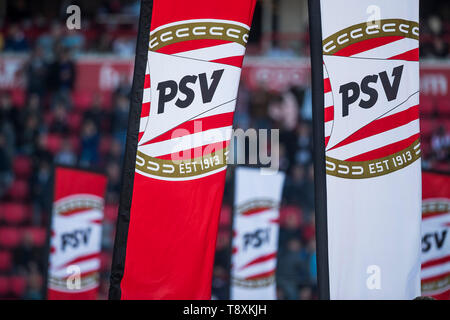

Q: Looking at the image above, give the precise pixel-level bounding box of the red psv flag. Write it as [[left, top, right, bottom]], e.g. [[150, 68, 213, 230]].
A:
[[47, 167, 107, 300], [421, 171, 450, 300], [109, 0, 257, 299]]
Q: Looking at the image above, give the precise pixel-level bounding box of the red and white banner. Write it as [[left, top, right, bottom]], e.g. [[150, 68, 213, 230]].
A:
[[421, 171, 450, 300], [47, 167, 107, 300], [310, 0, 422, 299], [230, 167, 285, 300], [109, 0, 256, 299]]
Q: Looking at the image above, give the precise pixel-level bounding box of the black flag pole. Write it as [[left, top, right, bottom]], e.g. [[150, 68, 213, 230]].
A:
[[109, 0, 153, 300], [308, 0, 330, 300]]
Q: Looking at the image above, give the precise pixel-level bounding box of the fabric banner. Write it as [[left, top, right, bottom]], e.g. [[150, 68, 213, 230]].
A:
[[421, 171, 450, 300], [309, 0, 421, 299], [47, 167, 107, 300], [230, 167, 285, 300], [109, 0, 256, 299]]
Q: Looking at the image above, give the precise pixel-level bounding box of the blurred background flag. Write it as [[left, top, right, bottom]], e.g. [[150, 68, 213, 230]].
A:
[[309, 0, 422, 299], [421, 171, 450, 300], [46, 166, 107, 300], [109, 0, 257, 299], [230, 167, 285, 300]]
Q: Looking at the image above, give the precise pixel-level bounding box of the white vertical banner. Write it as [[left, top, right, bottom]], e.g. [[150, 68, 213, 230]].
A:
[[230, 167, 285, 300], [314, 0, 422, 299]]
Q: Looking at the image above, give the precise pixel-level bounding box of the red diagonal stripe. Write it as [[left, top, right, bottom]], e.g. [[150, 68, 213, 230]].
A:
[[57, 253, 100, 270], [245, 269, 275, 280], [144, 74, 150, 88], [240, 252, 277, 270], [156, 39, 229, 55], [422, 255, 450, 269], [242, 206, 271, 216], [325, 136, 330, 146], [210, 55, 244, 68], [421, 271, 450, 283], [334, 36, 404, 57], [141, 112, 234, 146], [345, 133, 420, 162], [388, 48, 419, 61], [422, 211, 448, 220], [324, 78, 331, 93], [324, 106, 334, 122], [141, 102, 150, 118], [330, 105, 419, 151]]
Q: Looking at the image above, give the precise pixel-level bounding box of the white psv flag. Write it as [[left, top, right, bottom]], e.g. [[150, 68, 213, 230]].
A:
[[230, 167, 285, 300], [309, 0, 421, 299]]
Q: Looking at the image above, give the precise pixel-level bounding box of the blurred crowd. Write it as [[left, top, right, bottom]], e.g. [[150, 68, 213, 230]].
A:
[[0, 0, 449, 301]]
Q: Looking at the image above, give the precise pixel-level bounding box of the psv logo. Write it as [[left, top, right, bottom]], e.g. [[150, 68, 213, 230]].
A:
[[340, 65, 403, 117], [322, 18, 421, 179], [157, 69, 224, 114]]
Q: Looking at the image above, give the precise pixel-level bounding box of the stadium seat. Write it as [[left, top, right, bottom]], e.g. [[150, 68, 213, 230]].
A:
[[0, 228, 22, 249], [0, 276, 9, 296], [104, 204, 118, 222], [10, 89, 26, 108], [12, 155, 32, 179], [100, 91, 113, 110], [44, 134, 63, 154], [68, 112, 83, 133], [420, 119, 436, 138], [279, 205, 303, 227], [100, 252, 112, 271], [0, 251, 12, 272], [436, 97, 450, 116], [43, 112, 54, 127], [25, 227, 47, 248], [68, 134, 82, 155], [99, 136, 112, 155], [5, 180, 29, 201], [72, 91, 93, 111], [419, 95, 435, 116], [9, 276, 26, 298], [2, 203, 31, 225], [219, 205, 231, 227]]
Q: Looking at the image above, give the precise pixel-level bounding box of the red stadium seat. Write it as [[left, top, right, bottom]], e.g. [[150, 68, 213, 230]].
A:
[[100, 252, 112, 271], [68, 112, 83, 133], [6, 180, 29, 201], [0, 276, 9, 296], [219, 205, 231, 227], [24, 227, 47, 247], [420, 119, 436, 138], [11, 89, 26, 108], [72, 91, 93, 111], [68, 134, 82, 155], [279, 205, 303, 227], [2, 203, 31, 225], [0, 251, 12, 272], [0, 228, 22, 249], [419, 95, 435, 116], [436, 97, 450, 116], [104, 204, 118, 222], [100, 91, 113, 110], [12, 155, 32, 179], [99, 136, 112, 155], [9, 276, 26, 297], [44, 134, 63, 154]]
